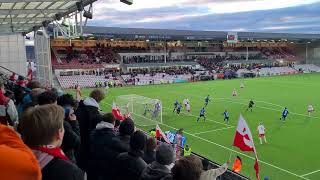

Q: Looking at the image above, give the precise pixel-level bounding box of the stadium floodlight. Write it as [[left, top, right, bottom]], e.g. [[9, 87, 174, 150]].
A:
[[83, 11, 93, 19], [120, 0, 133, 5]]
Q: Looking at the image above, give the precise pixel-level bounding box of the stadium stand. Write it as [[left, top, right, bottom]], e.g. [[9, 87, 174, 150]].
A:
[[293, 64, 320, 73]]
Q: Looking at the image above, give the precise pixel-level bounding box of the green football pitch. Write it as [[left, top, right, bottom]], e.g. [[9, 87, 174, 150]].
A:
[[72, 73, 320, 180]]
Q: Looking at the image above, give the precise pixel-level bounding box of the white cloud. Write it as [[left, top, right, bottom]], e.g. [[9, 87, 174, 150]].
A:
[[207, 0, 320, 13]]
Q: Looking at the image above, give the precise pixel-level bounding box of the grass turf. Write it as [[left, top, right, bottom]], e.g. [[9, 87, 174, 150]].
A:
[[71, 73, 320, 180]]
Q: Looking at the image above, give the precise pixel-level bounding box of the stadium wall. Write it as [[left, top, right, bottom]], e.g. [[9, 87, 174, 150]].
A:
[[0, 34, 27, 76]]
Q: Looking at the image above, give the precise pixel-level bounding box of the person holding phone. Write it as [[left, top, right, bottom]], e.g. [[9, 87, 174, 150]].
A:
[[57, 94, 80, 164]]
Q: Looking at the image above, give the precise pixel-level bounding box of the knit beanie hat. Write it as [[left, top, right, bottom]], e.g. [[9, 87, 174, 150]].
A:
[[156, 143, 175, 165], [119, 118, 135, 136], [130, 131, 147, 151]]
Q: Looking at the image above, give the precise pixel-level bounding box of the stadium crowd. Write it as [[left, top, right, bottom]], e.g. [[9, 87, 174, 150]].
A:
[[0, 74, 229, 180]]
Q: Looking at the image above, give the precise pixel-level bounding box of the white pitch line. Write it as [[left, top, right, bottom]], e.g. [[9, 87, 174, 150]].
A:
[[193, 126, 234, 135], [98, 98, 308, 179], [160, 123, 310, 180], [301, 169, 320, 177]]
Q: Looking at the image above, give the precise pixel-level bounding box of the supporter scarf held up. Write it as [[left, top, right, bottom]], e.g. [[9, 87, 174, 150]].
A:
[[33, 145, 69, 161]]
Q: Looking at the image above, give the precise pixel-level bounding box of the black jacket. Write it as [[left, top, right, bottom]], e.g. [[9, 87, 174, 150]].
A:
[[143, 150, 156, 164], [42, 157, 84, 180], [88, 127, 118, 180], [112, 134, 131, 153], [115, 150, 147, 180], [75, 100, 101, 171], [139, 161, 173, 180], [61, 120, 81, 163]]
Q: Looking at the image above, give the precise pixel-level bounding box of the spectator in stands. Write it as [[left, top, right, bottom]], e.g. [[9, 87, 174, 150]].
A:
[[140, 143, 175, 180], [172, 156, 203, 180], [115, 130, 148, 180], [21, 88, 45, 112], [18, 81, 42, 114], [37, 91, 58, 105], [57, 94, 80, 163], [13, 76, 27, 105], [75, 88, 106, 172], [200, 158, 228, 180], [88, 113, 117, 180], [113, 117, 135, 153], [0, 124, 41, 180], [20, 104, 84, 180], [232, 156, 242, 173], [143, 137, 157, 164], [0, 81, 18, 126]]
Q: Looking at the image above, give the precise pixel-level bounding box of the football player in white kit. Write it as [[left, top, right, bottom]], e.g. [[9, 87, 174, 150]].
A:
[[257, 123, 267, 144], [186, 102, 191, 112], [307, 104, 314, 117], [183, 98, 190, 108]]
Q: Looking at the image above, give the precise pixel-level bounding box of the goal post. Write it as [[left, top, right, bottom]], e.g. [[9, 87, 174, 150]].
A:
[[116, 94, 162, 126]]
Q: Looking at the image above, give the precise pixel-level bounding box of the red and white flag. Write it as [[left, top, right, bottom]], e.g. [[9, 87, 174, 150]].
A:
[[156, 124, 170, 144], [233, 114, 260, 180], [27, 62, 33, 81], [112, 101, 125, 121]]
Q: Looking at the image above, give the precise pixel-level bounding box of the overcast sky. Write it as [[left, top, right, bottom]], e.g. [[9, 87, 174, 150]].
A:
[[88, 0, 320, 34]]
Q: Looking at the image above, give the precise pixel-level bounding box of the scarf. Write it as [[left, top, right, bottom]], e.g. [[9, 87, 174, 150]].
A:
[[33, 145, 69, 161]]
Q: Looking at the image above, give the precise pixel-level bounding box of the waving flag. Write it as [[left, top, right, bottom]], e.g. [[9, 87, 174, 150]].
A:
[[233, 114, 260, 180], [112, 102, 124, 121], [156, 124, 170, 144], [27, 62, 32, 81]]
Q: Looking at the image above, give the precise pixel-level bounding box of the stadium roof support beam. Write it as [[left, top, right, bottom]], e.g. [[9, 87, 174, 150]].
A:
[[0, 9, 67, 15], [0, 0, 80, 2], [0, 17, 52, 23]]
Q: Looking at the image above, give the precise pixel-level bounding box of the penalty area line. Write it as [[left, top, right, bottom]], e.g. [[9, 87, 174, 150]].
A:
[[193, 126, 234, 135], [301, 169, 320, 177]]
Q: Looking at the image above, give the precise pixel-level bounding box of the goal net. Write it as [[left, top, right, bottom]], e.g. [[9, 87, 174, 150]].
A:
[[116, 94, 162, 126]]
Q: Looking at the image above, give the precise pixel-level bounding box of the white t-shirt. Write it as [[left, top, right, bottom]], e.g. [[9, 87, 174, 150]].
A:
[[308, 105, 314, 111], [257, 125, 265, 135], [186, 103, 190, 110], [183, 99, 189, 105]]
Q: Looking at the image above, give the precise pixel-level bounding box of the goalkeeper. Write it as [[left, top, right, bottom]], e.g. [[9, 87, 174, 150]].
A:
[[152, 102, 161, 118]]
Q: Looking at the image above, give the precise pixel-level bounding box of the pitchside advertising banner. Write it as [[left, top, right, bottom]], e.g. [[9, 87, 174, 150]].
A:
[[227, 32, 238, 43]]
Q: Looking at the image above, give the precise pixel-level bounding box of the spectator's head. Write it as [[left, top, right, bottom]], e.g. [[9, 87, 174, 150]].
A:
[[202, 158, 210, 171], [236, 156, 242, 162], [89, 89, 106, 103], [26, 81, 41, 90], [57, 94, 77, 109], [37, 91, 58, 105], [146, 137, 157, 152], [130, 130, 147, 152], [156, 143, 174, 165], [21, 104, 65, 147], [172, 156, 203, 180], [119, 118, 135, 136], [102, 113, 116, 125]]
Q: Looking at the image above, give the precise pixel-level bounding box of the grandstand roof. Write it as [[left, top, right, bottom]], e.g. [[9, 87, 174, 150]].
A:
[[0, 0, 96, 35], [83, 26, 320, 42]]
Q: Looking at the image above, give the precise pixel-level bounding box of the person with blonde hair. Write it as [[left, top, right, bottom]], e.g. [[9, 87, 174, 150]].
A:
[[21, 104, 84, 180], [75, 88, 106, 171]]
